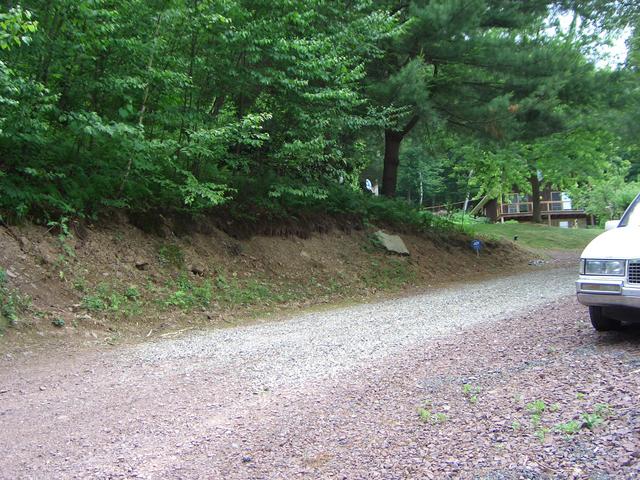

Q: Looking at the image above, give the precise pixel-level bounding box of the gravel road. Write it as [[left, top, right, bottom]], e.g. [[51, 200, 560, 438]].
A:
[[1, 266, 639, 479]]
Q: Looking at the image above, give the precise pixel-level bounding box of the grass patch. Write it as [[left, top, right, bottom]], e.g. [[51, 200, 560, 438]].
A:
[[82, 283, 142, 317], [470, 222, 603, 251], [157, 243, 185, 268], [216, 275, 282, 307], [361, 258, 416, 290], [161, 273, 282, 311]]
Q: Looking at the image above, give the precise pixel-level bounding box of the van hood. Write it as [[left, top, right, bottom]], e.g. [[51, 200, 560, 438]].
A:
[[581, 226, 640, 259]]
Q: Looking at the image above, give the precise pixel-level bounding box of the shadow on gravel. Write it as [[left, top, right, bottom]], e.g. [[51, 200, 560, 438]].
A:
[[595, 323, 640, 346]]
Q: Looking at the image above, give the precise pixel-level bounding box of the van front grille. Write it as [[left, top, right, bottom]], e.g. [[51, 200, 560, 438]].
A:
[[629, 261, 640, 285]]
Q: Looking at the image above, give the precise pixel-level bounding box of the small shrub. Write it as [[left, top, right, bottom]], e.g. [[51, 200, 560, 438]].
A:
[[52, 318, 65, 328], [124, 285, 141, 300]]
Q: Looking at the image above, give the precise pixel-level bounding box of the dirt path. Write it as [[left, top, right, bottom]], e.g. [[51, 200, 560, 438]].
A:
[[1, 268, 639, 479]]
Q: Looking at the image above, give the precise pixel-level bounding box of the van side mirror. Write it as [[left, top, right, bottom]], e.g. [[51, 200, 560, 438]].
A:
[[605, 220, 620, 231]]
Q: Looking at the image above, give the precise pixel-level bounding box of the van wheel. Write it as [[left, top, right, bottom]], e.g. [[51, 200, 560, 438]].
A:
[[589, 306, 620, 331]]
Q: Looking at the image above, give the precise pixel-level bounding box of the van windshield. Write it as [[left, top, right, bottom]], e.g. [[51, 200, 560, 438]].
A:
[[619, 194, 640, 227]]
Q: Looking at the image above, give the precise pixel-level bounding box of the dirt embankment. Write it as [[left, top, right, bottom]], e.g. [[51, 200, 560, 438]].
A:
[[0, 217, 531, 351]]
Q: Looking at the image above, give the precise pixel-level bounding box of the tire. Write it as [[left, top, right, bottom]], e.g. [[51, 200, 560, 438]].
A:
[[589, 306, 621, 331]]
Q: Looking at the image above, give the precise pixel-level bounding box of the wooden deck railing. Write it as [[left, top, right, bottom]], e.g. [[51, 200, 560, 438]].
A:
[[499, 201, 584, 216]]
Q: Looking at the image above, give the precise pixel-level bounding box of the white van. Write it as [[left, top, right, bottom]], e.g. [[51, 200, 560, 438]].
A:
[[576, 193, 640, 330]]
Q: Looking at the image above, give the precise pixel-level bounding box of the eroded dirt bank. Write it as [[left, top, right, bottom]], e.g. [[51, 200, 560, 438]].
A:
[[1, 220, 530, 352], [2, 268, 637, 479]]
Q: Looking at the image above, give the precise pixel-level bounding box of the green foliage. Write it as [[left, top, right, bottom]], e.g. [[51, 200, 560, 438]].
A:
[[161, 273, 277, 310], [0, 1, 638, 229], [0, 268, 30, 330], [221, 174, 453, 235], [0, 6, 37, 51], [569, 160, 640, 224], [0, 1, 390, 222], [554, 419, 582, 435], [580, 403, 611, 430], [534, 427, 550, 442]]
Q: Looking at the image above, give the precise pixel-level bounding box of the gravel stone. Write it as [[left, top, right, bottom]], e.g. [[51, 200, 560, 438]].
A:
[[134, 268, 578, 389]]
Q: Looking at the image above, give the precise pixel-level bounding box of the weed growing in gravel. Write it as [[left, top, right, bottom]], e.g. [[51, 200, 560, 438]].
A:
[[580, 413, 604, 430], [511, 420, 522, 431], [554, 419, 582, 435], [594, 403, 612, 419], [554, 404, 612, 436], [462, 384, 481, 404], [534, 427, 550, 442], [526, 400, 547, 415], [526, 400, 547, 429], [578, 404, 611, 431], [417, 407, 447, 424]]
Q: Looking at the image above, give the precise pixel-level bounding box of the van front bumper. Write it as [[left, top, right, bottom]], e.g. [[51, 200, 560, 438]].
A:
[[576, 277, 640, 309]]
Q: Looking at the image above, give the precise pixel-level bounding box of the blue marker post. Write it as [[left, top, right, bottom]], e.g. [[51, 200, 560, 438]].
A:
[[471, 239, 482, 257]]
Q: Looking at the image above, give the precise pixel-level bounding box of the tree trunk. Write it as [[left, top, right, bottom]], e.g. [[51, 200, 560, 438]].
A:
[[530, 173, 542, 223], [381, 115, 420, 197], [381, 130, 402, 197]]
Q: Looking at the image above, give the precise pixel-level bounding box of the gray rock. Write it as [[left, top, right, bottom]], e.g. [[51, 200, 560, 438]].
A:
[[190, 265, 206, 276], [18, 236, 29, 250], [373, 231, 410, 256], [135, 260, 150, 271]]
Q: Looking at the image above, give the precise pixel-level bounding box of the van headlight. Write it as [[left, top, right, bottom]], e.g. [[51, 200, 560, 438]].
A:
[[582, 259, 626, 276]]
